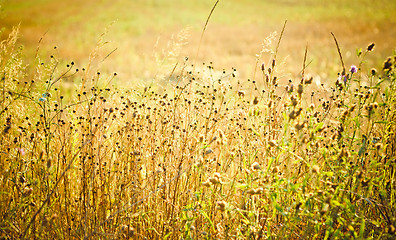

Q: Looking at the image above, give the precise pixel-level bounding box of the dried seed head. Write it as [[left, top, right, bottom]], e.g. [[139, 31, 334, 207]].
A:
[[291, 95, 298, 107], [209, 177, 221, 185], [268, 100, 273, 108], [361, 178, 370, 187], [349, 104, 356, 112], [297, 84, 303, 97], [217, 129, 225, 139], [253, 97, 259, 105], [272, 166, 280, 174], [246, 189, 256, 195], [251, 162, 261, 170], [268, 140, 277, 148], [320, 204, 329, 215], [23, 187, 33, 197], [202, 181, 211, 187], [304, 76, 313, 84], [383, 57, 392, 71], [375, 143, 382, 151], [204, 148, 213, 155], [367, 43, 375, 51], [388, 225, 395, 234], [295, 122, 305, 131], [216, 200, 227, 211], [121, 225, 134, 237], [312, 165, 320, 174], [254, 187, 264, 194]]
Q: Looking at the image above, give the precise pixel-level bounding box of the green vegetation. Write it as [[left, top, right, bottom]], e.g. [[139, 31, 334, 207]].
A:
[[1, 1, 396, 239]]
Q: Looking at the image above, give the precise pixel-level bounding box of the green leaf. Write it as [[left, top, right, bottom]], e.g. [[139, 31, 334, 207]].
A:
[[356, 48, 362, 57]]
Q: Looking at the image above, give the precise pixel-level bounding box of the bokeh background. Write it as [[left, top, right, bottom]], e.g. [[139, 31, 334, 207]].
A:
[[1, 0, 395, 86]]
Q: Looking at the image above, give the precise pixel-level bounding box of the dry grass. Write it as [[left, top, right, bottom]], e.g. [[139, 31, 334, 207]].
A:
[[0, 23, 395, 239]]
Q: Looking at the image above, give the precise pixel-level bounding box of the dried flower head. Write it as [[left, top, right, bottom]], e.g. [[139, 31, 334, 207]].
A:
[[251, 161, 261, 170], [209, 177, 221, 185], [312, 165, 320, 174], [268, 140, 277, 148], [367, 43, 375, 51]]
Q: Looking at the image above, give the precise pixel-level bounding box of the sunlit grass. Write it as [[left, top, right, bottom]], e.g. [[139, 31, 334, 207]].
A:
[[0, 22, 395, 239]]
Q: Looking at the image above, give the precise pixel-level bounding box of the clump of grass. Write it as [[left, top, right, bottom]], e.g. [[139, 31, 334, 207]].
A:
[[1, 24, 396, 240]]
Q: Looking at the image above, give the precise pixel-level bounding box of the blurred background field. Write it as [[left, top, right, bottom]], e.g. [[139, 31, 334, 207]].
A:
[[1, 0, 395, 85]]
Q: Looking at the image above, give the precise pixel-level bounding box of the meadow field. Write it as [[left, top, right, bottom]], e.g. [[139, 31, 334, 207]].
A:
[[0, 0, 396, 239]]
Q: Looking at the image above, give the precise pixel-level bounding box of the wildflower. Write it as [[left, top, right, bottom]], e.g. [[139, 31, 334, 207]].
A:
[[39, 97, 46, 102], [350, 65, 358, 74]]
